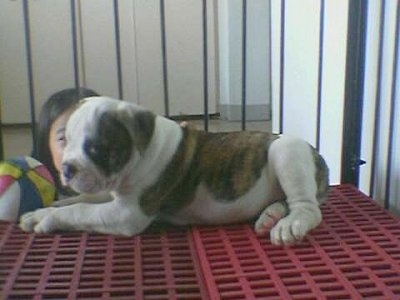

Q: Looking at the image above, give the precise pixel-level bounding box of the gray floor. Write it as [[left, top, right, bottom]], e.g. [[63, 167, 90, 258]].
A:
[[1, 119, 271, 159]]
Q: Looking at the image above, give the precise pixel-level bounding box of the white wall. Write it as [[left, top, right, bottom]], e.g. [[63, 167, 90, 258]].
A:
[[218, 0, 271, 120], [390, 56, 400, 214], [271, 0, 399, 211], [0, 0, 80, 123], [0, 0, 39, 124], [318, 0, 349, 185], [271, 0, 349, 184], [0, 0, 217, 122], [360, 0, 400, 212]]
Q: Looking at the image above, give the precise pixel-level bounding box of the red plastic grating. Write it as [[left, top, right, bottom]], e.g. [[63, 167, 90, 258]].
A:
[[1, 184, 400, 299]]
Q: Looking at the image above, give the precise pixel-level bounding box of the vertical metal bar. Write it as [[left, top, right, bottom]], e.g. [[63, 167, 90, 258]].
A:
[[160, 0, 170, 117], [241, 0, 247, 131], [341, 0, 368, 185], [316, 0, 325, 151], [384, 0, 400, 209], [22, 0, 37, 154], [70, 0, 80, 90], [113, 0, 123, 99], [279, 0, 285, 134], [370, 0, 386, 197], [0, 106, 3, 160], [267, 0, 273, 125], [202, 0, 209, 132]]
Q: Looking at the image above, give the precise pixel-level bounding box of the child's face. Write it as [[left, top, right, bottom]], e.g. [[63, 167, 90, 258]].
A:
[[49, 108, 75, 176]]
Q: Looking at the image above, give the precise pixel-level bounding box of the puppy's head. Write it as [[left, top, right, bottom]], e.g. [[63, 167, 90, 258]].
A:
[[61, 97, 155, 194]]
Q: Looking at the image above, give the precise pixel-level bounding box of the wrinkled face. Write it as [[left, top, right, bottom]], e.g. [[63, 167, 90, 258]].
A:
[[61, 97, 155, 194]]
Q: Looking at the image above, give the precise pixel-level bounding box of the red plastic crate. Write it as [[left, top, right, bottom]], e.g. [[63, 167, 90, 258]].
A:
[[1, 185, 400, 299]]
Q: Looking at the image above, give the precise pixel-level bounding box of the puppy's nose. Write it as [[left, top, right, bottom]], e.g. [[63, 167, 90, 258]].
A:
[[62, 163, 78, 181]]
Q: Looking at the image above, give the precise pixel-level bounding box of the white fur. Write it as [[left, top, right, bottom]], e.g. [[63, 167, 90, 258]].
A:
[[163, 171, 272, 225]]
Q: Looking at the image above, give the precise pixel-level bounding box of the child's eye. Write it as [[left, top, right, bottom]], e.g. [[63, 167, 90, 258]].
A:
[[57, 135, 67, 147]]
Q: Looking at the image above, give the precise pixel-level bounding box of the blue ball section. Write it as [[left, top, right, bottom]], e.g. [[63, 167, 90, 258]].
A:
[[18, 175, 45, 217], [11, 157, 30, 171]]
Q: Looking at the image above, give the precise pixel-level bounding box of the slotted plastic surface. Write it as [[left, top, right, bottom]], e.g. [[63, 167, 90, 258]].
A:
[[1, 185, 400, 299]]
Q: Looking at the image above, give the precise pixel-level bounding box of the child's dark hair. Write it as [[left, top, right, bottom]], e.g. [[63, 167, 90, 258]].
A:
[[34, 87, 99, 197]]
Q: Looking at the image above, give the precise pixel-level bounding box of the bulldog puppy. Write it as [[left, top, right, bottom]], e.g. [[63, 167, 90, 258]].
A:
[[20, 97, 329, 245]]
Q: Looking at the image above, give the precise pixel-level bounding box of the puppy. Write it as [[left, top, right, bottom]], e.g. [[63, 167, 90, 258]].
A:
[[20, 97, 329, 245]]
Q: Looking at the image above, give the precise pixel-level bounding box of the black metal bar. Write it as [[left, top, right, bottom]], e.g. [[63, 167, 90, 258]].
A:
[[70, 0, 80, 90], [113, 0, 123, 99], [341, 0, 368, 185], [23, 0, 37, 154], [370, 0, 386, 197], [160, 0, 170, 117], [202, 0, 209, 132], [241, 0, 247, 131], [267, 0, 273, 125], [316, 0, 325, 151], [0, 109, 3, 160], [384, 0, 400, 209], [279, 0, 285, 134]]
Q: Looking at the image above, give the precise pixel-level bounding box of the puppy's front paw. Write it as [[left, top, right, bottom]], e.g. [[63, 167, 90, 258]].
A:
[[19, 207, 57, 234], [270, 208, 321, 246]]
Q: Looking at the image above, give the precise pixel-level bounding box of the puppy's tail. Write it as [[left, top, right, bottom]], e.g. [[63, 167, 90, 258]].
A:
[[312, 148, 330, 204]]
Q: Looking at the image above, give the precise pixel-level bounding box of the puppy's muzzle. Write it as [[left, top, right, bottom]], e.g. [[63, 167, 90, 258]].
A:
[[62, 163, 78, 181]]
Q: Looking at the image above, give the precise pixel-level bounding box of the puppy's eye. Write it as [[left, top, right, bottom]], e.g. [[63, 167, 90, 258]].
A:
[[84, 140, 105, 160], [87, 145, 98, 155]]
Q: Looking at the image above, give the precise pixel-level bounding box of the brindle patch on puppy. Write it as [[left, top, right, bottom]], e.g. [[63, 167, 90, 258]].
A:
[[140, 125, 280, 216]]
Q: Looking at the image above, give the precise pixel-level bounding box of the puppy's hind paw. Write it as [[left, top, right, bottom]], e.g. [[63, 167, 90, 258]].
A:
[[254, 200, 288, 237], [269, 208, 322, 246]]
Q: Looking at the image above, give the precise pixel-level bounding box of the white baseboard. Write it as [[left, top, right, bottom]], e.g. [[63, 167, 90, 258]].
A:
[[219, 104, 271, 121]]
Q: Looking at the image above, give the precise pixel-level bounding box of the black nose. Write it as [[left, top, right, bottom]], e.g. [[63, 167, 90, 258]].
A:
[[62, 163, 77, 181]]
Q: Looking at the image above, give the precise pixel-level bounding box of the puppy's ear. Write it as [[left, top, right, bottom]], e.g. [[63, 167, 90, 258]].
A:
[[84, 111, 133, 176], [131, 110, 156, 153]]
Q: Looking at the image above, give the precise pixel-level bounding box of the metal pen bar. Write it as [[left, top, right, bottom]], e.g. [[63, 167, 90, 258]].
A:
[[384, 0, 400, 209], [160, 0, 170, 117], [267, 0, 273, 128], [279, 0, 285, 134], [114, 0, 123, 100], [340, 0, 368, 185], [70, 0, 80, 90], [23, 0, 37, 154], [202, 0, 209, 132], [241, 0, 247, 131], [316, 0, 325, 151], [369, 0, 386, 198]]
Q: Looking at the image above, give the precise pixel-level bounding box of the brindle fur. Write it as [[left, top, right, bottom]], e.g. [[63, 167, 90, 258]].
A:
[[140, 124, 280, 216]]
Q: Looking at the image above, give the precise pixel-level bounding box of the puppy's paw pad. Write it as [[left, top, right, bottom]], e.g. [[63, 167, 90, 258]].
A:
[[19, 212, 37, 232], [19, 208, 56, 233], [270, 215, 311, 245], [269, 206, 322, 246], [254, 201, 288, 236]]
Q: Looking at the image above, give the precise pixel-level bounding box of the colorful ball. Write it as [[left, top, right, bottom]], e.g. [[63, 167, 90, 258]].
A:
[[0, 156, 55, 221]]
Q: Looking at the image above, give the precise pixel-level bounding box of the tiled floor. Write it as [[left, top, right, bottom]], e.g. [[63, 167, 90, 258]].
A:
[[1, 119, 271, 159]]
